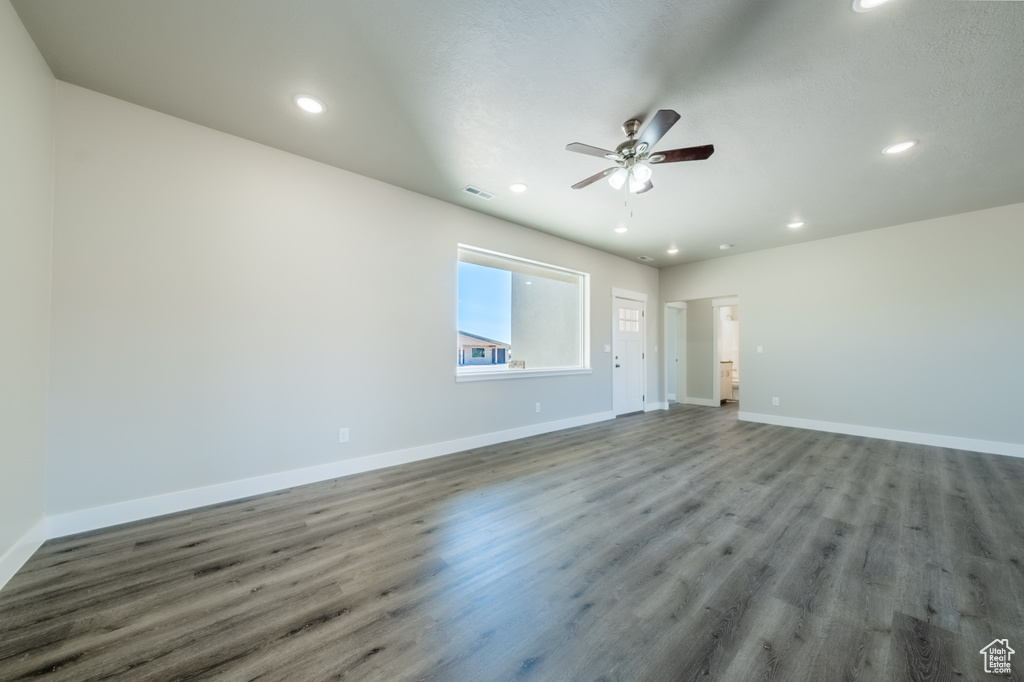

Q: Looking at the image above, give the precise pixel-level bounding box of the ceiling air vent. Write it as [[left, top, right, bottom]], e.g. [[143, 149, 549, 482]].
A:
[[637, 256, 655, 262], [461, 185, 495, 200]]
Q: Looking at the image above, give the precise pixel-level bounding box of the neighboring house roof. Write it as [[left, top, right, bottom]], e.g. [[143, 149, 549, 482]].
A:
[[457, 331, 510, 348]]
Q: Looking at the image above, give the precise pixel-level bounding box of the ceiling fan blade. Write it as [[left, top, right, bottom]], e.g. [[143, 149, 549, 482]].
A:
[[635, 180, 654, 194], [636, 109, 681, 150], [566, 142, 622, 161], [571, 167, 619, 189], [649, 144, 715, 164]]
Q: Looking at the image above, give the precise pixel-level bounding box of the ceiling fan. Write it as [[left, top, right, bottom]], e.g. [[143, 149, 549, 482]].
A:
[[566, 110, 714, 194]]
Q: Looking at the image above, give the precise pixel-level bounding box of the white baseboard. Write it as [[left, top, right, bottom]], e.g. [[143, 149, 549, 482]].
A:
[[685, 397, 719, 407], [46, 410, 617, 539], [0, 519, 46, 592], [645, 401, 669, 412], [738, 411, 1024, 459]]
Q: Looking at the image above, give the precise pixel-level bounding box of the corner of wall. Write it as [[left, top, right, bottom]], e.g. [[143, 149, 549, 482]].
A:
[[0, 0, 57, 594], [0, 521, 47, 593]]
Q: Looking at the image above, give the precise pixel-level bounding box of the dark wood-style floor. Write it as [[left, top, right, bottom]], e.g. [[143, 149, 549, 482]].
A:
[[2, 404, 1022, 681]]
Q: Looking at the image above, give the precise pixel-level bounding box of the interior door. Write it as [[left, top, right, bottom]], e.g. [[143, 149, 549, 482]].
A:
[[613, 297, 645, 415]]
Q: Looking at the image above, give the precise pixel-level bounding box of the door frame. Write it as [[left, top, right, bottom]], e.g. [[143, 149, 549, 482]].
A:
[[612, 287, 647, 415], [664, 301, 687, 404], [711, 297, 739, 404]]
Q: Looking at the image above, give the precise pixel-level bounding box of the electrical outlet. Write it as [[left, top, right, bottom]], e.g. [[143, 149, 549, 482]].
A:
[[771, 397, 780, 406], [757, 345, 764, 354], [339, 428, 350, 443], [535, 403, 541, 413]]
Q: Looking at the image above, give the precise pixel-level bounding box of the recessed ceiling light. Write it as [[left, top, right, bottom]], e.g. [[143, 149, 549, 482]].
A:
[[614, 226, 629, 233], [852, 0, 892, 12], [787, 221, 805, 229], [525, 281, 532, 285], [667, 247, 679, 255], [882, 140, 917, 155], [719, 244, 734, 250], [509, 183, 528, 193], [294, 95, 325, 114]]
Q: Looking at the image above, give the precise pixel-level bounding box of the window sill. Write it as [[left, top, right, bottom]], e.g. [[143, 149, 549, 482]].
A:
[[456, 367, 592, 382]]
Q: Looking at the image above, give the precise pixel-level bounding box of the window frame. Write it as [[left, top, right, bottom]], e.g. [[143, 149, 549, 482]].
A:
[[456, 244, 591, 382]]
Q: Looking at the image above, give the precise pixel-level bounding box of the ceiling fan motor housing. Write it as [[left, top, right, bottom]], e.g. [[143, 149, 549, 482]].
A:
[[615, 140, 637, 160], [616, 119, 643, 160]]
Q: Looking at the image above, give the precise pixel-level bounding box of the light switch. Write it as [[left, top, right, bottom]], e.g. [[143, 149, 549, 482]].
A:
[[756, 345, 764, 353], [603, 344, 611, 353]]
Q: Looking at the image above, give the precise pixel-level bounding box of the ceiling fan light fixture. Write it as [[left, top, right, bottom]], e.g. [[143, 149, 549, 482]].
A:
[[852, 0, 892, 12], [628, 173, 646, 194], [632, 162, 653, 183], [882, 140, 918, 155], [294, 94, 325, 114], [608, 167, 628, 190]]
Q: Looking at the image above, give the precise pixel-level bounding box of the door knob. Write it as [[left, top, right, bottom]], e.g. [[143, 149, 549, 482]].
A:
[[615, 364, 621, 368]]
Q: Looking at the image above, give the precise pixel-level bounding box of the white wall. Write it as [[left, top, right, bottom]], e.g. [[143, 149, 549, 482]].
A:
[[0, 0, 54, 585], [511, 271, 582, 369], [660, 203, 1024, 453], [48, 83, 660, 518]]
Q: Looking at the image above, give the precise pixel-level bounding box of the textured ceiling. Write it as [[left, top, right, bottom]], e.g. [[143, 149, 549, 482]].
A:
[[13, 0, 1024, 265]]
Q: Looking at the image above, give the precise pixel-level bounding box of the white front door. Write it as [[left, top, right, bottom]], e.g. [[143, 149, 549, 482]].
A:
[[613, 297, 645, 415]]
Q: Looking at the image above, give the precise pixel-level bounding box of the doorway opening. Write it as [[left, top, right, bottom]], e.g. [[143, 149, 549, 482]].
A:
[[712, 298, 740, 405], [664, 302, 686, 405]]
